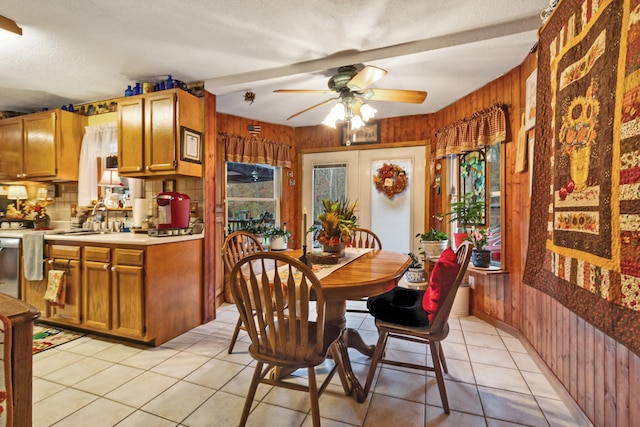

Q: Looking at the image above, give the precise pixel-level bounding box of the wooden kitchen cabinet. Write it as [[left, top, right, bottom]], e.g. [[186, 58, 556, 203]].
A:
[[0, 109, 85, 181], [29, 238, 202, 346], [111, 248, 145, 338], [82, 246, 112, 331], [118, 89, 203, 178], [47, 244, 82, 325]]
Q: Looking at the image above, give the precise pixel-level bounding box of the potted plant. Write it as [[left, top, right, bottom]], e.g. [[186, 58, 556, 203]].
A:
[[264, 224, 291, 251], [444, 193, 485, 248], [405, 252, 426, 283], [465, 228, 491, 267], [311, 198, 358, 255], [416, 228, 449, 261]]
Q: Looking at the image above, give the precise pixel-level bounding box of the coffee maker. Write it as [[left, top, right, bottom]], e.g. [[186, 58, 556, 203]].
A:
[[156, 192, 190, 230]]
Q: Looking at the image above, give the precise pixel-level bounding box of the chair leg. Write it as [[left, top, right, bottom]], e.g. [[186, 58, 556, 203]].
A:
[[239, 361, 263, 426], [228, 317, 243, 354], [307, 367, 321, 427], [429, 340, 450, 414], [364, 329, 389, 396], [437, 341, 448, 374]]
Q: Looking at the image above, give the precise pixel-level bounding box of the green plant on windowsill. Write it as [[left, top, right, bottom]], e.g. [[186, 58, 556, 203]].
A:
[[264, 225, 292, 240], [444, 193, 485, 231]]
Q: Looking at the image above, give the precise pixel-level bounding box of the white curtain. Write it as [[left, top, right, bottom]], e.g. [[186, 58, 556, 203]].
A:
[[78, 123, 117, 206]]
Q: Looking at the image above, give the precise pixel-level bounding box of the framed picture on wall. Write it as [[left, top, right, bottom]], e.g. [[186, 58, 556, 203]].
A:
[[180, 126, 202, 164], [340, 121, 380, 146]]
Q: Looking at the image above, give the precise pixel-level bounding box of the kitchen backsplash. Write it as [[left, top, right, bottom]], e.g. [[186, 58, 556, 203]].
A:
[[44, 177, 204, 225]]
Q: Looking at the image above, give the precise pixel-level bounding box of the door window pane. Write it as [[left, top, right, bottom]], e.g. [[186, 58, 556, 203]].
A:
[[311, 164, 347, 220]]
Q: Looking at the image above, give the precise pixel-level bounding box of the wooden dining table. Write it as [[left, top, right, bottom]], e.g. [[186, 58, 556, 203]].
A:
[[282, 248, 411, 402]]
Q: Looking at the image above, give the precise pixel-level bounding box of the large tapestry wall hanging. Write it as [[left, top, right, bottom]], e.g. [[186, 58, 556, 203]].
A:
[[523, 0, 640, 356], [373, 163, 408, 199]]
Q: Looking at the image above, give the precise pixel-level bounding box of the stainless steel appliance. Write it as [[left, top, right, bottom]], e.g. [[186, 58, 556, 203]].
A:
[[0, 238, 21, 298]]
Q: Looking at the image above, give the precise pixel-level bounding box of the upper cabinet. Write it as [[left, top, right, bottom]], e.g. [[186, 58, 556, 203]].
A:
[[118, 89, 203, 178], [0, 110, 85, 182]]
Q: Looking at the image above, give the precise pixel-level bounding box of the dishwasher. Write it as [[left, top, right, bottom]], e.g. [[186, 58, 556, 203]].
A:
[[0, 238, 21, 298]]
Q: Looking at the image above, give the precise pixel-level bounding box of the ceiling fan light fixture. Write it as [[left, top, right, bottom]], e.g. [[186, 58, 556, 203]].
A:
[[322, 103, 346, 128], [360, 103, 376, 122]]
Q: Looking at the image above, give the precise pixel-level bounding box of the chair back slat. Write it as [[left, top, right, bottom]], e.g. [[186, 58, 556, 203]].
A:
[[350, 227, 382, 249], [428, 243, 472, 333], [222, 231, 263, 272], [230, 252, 328, 365]]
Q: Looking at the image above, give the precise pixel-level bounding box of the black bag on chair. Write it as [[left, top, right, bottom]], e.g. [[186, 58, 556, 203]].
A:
[[367, 287, 429, 327]]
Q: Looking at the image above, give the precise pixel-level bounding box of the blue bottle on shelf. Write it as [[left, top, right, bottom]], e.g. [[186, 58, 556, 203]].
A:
[[124, 85, 134, 97], [165, 75, 174, 89], [134, 82, 142, 95]]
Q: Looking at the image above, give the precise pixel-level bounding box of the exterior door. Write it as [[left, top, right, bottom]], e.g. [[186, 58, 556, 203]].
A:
[[302, 145, 426, 255]]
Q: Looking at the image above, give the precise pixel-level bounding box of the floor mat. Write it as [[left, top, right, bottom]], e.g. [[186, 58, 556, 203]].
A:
[[33, 325, 84, 354]]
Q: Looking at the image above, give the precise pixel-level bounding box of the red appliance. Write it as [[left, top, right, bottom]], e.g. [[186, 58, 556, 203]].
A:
[[156, 192, 190, 229]]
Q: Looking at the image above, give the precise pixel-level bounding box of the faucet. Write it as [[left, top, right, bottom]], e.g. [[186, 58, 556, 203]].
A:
[[91, 201, 110, 230]]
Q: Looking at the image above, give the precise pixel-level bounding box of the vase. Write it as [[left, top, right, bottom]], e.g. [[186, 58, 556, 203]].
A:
[[405, 267, 426, 283], [33, 212, 51, 229], [471, 249, 491, 268], [569, 146, 590, 192], [321, 242, 345, 256], [269, 236, 287, 251], [420, 240, 449, 261]]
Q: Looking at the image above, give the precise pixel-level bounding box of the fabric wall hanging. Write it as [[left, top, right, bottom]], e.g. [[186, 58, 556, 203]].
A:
[[523, 0, 640, 356]]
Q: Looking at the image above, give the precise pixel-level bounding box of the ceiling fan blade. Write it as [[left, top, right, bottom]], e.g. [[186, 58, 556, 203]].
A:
[[364, 88, 427, 104], [274, 89, 334, 94], [347, 65, 388, 91], [286, 97, 338, 120]]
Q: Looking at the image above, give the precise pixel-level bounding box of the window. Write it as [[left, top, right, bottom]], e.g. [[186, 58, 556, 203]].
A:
[[226, 162, 281, 233], [455, 144, 502, 266], [311, 163, 347, 220]]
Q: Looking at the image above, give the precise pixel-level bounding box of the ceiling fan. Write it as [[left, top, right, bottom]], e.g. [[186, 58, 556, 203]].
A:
[[274, 65, 428, 123]]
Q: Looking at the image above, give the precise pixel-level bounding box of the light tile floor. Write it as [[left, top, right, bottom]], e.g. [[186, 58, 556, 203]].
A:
[[32, 303, 593, 426]]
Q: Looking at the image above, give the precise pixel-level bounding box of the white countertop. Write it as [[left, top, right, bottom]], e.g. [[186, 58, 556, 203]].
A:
[[0, 229, 204, 245]]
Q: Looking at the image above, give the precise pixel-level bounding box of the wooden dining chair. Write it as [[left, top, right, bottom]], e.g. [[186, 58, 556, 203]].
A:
[[221, 231, 264, 353], [347, 227, 382, 313], [364, 242, 472, 414], [229, 252, 350, 427]]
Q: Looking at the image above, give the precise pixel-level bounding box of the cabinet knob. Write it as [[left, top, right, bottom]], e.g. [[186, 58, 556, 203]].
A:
[[111, 266, 116, 272], [48, 259, 54, 264], [145, 166, 150, 171], [137, 166, 142, 171], [103, 264, 110, 270]]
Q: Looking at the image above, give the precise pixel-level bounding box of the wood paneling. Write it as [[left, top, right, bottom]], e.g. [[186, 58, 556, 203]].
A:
[[205, 50, 636, 427]]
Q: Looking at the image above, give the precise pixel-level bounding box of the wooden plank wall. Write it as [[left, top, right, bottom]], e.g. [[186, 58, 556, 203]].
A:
[[213, 51, 638, 426]]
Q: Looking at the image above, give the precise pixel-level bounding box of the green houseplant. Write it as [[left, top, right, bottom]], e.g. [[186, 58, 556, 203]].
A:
[[405, 252, 426, 283], [444, 193, 485, 248], [311, 198, 358, 254], [264, 224, 292, 250], [416, 228, 449, 261]]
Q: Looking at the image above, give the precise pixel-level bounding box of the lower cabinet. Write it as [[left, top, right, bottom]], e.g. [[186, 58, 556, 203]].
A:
[[48, 245, 82, 326], [22, 239, 202, 346]]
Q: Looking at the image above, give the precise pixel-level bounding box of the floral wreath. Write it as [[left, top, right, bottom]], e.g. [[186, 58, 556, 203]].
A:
[[373, 163, 408, 199]]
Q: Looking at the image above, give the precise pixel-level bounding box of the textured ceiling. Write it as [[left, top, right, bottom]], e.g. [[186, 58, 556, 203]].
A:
[[0, 1, 548, 127]]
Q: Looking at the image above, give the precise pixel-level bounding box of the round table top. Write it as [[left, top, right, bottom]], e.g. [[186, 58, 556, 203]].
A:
[[288, 249, 411, 300]]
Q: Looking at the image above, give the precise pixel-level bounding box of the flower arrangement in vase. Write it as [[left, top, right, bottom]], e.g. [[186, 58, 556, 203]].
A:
[[264, 224, 292, 251], [310, 198, 358, 254], [465, 228, 491, 267]]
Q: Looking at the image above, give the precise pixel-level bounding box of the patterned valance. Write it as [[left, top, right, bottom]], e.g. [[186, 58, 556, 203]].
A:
[[435, 104, 507, 158], [218, 132, 291, 168]]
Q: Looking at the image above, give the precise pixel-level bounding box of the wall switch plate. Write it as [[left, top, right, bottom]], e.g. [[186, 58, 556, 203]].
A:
[[468, 276, 475, 288]]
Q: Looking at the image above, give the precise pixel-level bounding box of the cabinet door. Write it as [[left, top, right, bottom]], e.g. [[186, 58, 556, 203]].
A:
[[23, 112, 57, 179], [83, 260, 112, 331], [145, 92, 177, 174], [0, 118, 24, 180], [49, 260, 82, 325], [112, 264, 145, 338], [21, 258, 50, 318], [118, 97, 145, 174]]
